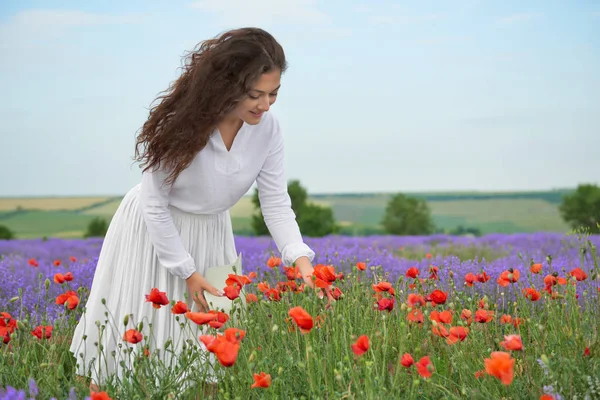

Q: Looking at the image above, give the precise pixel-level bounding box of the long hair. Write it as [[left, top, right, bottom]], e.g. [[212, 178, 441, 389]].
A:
[[134, 27, 287, 185]]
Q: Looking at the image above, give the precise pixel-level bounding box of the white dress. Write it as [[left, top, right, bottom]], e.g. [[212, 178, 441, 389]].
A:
[[69, 111, 315, 385]]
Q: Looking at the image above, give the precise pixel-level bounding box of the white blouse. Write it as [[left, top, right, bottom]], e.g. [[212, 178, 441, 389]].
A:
[[137, 111, 315, 279]]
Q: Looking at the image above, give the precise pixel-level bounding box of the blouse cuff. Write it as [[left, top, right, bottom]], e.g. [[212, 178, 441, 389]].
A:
[[160, 253, 197, 280], [281, 242, 315, 266]]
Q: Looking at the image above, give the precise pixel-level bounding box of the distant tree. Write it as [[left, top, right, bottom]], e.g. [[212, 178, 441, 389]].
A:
[[0, 224, 15, 240], [84, 217, 108, 238], [251, 179, 337, 237], [559, 183, 600, 234], [382, 193, 435, 235], [449, 225, 482, 237], [298, 203, 338, 237]]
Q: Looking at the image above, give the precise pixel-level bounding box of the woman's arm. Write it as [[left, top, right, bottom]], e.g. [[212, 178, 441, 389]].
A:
[[138, 167, 197, 280], [255, 120, 316, 285]]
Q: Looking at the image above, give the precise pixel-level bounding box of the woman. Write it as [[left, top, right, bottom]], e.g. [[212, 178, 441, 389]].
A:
[[69, 27, 319, 386]]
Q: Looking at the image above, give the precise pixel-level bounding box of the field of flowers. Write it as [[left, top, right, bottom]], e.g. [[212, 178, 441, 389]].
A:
[[1, 232, 599, 399]]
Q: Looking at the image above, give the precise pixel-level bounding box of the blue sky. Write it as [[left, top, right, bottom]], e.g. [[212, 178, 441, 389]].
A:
[[1, 0, 599, 196]]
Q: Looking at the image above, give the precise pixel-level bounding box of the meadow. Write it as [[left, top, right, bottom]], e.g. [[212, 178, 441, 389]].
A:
[[1, 231, 598, 399], [0, 190, 572, 239]]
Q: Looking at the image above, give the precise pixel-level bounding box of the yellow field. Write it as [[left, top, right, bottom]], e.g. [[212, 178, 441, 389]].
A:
[[0, 197, 111, 211], [82, 198, 124, 216]]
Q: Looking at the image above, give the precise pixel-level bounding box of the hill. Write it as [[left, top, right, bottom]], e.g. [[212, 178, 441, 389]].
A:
[[0, 190, 573, 239]]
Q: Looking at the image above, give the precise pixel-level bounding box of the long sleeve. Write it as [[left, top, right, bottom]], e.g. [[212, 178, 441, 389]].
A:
[[138, 166, 197, 279], [255, 122, 315, 266]]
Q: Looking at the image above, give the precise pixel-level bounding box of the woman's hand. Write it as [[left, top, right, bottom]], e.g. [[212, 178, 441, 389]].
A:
[[185, 271, 223, 312], [295, 256, 335, 307]]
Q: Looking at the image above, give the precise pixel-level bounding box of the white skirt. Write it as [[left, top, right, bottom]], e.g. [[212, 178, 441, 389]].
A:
[[69, 184, 238, 385]]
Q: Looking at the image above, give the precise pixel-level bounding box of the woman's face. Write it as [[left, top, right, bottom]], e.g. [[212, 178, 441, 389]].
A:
[[231, 69, 281, 125]]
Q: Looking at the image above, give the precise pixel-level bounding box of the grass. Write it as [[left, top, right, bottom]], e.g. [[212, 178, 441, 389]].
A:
[[81, 199, 123, 217], [1, 238, 598, 399], [0, 211, 100, 239], [429, 199, 570, 232]]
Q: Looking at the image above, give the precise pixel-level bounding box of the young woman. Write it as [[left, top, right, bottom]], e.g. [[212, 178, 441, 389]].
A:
[[69, 27, 320, 385]]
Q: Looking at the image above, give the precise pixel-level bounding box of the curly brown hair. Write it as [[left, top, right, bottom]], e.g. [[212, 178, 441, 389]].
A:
[[134, 27, 287, 185]]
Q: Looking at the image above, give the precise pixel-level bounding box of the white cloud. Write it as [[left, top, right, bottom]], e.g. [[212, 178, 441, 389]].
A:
[[189, 0, 330, 26], [497, 12, 542, 24]]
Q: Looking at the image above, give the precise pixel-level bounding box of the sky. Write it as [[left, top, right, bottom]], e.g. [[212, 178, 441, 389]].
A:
[[1, 0, 599, 196]]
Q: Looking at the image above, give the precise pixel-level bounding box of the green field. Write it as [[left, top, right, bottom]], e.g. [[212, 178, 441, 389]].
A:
[[0, 190, 573, 239]]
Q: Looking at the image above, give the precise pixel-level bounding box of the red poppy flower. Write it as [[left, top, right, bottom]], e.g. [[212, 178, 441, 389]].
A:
[[246, 293, 258, 303], [406, 267, 420, 279], [465, 273, 477, 287], [226, 274, 252, 287], [569, 268, 587, 281], [460, 309, 473, 325], [251, 372, 272, 388], [224, 284, 240, 300], [54, 273, 66, 284], [429, 266, 439, 280], [500, 335, 523, 351], [415, 356, 434, 378], [288, 306, 314, 334], [530, 263, 542, 274], [31, 325, 53, 339], [407, 293, 426, 307], [429, 290, 447, 305], [312, 264, 337, 288], [123, 329, 143, 344], [90, 392, 112, 400], [356, 262, 366, 271], [446, 326, 469, 345], [145, 288, 169, 309], [267, 256, 281, 268], [400, 353, 414, 368], [476, 272, 490, 283], [208, 311, 230, 329], [372, 281, 393, 292], [475, 309, 494, 323], [171, 301, 188, 314], [407, 308, 424, 324], [430, 310, 452, 324], [377, 297, 394, 312], [200, 327, 246, 367], [351, 335, 369, 356], [484, 351, 515, 385], [56, 290, 78, 305], [185, 311, 218, 325], [522, 288, 541, 301], [497, 269, 520, 287]]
